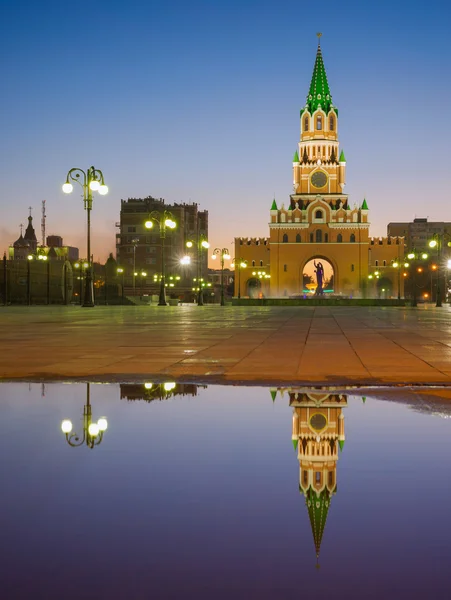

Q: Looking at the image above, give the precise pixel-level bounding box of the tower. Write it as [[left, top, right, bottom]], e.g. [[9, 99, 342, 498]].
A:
[[290, 390, 347, 564]]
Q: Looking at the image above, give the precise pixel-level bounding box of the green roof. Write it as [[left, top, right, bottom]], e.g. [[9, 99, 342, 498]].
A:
[[339, 439, 345, 452], [361, 198, 368, 210], [305, 487, 332, 559], [292, 438, 298, 451], [270, 199, 278, 211], [293, 150, 299, 162], [339, 150, 346, 162], [305, 41, 334, 115]]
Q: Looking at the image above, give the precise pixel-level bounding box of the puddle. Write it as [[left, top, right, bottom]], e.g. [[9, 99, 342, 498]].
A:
[[1, 382, 450, 598]]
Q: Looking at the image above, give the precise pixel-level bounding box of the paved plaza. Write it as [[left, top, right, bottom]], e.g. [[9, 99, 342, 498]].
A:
[[2, 304, 451, 385]]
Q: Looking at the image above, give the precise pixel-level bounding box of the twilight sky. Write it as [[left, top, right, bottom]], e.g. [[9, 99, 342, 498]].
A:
[[1, 0, 450, 264]]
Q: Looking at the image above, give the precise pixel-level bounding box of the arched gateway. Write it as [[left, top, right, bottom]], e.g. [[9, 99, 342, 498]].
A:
[[233, 37, 403, 299]]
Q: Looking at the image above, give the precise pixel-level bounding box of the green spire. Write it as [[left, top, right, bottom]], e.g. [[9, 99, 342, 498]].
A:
[[293, 150, 299, 163], [305, 39, 333, 115], [338, 439, 345, 452], [270, 198, 278, 211], [306, 487, 332, 560], [361, 198, 368, 210], [339, 150, 346, 162], [270, 388, 277, 401], [292, 438, 298, 451]]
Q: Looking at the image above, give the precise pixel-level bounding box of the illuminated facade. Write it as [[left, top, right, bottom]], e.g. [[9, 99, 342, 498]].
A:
[[234, 37, 404, 298]]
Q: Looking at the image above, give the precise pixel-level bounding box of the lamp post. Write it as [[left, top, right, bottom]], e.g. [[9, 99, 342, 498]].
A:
[[428, 234, 451, 307], [62, 166, 108, 307], [231, 258, 247, 299], [26, 252, 48, 305], [117, 267, 125, 304], [391, 261, 401, 301], [211, 248, 230, 306], [186, 237, 210, 305], [61, 383, 108, 449], [140, 271, 147, 298], [144, 211, 177, 306], [250, 269, 271, 298], [3, 253, 7, 306], [406, 251, 428, 307], [130, 237, 139, 296]]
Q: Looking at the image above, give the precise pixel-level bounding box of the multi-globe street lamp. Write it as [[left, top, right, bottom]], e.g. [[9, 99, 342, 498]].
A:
[[74, 261, 89, 305], [144, 211, 176, 306], [405, 251, 428, 307], [231, 258, 247, 299], [62, 166, 108, 307], [186, 237, 210, 305], [61, 383, 108, 449], [211, 248, 230, 306]]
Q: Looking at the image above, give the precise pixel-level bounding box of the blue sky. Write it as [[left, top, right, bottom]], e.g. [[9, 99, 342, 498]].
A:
[[1, 0, 450, 262]]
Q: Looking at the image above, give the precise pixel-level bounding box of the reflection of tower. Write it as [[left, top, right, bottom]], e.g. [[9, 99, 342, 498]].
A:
[[289, 391, 347, 564]]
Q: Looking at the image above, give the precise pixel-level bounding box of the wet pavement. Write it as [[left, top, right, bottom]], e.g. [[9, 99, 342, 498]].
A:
[[2, 305, 451, 385], [1, 381, 451, 599]]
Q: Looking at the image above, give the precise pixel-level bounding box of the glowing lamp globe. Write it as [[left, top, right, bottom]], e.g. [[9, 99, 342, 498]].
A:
[[62, 182, 73, 194], [98, 184, 108, 195], [88, 423, 99, 437], [61, 420, 73, 433], [201, 241, 210, 249], [429, 240, 437, 248], [186, 241, 193, 248], [223, 253, 231, 260], [163, 382, 176, 392], [97, 418, 108, 432], [89, 180, 100, 191], [145, 220, 154, 229]]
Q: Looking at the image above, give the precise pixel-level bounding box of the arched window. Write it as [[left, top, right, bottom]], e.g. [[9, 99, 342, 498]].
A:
[[325, 233, 329, 243], [239, 239, 243, 245], [329, 115, 335, 131], [316, 229, 322, 243], [383, 260, 386, 266], [337, 234, 342, 243], [375, 260, 379, 267], [260, 260, 263, 266], [304, 116, 309, 132], [282, 233, 288, 243], [316, 115, 322, 130], [351, 264, 355, 272], [252, 260, 255, 267], [350, 233, 356, 243], [310, 233, 314, 243], [296, 233, 301, 243], [315, 210, 323, 219]]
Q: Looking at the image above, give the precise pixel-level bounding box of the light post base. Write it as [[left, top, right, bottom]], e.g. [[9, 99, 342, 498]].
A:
[[158, 279, 167, 306], [83, 270, 95, 307]]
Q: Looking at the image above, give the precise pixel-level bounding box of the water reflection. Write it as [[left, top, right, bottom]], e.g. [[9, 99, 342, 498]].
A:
[[120, 382, 206, 402], [288, 390, 347, 565], [61, 383, 108, 449]]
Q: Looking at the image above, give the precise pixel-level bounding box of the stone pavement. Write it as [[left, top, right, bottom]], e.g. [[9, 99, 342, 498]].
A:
[[1, 304, 451, 385]]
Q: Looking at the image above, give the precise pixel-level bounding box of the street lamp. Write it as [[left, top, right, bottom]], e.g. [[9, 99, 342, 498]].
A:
[[231, 259, 247, 299], [62, 166, 108, 307], [405, 250, 428, 307], [428, 235, 451, 307], [144, 211, 176, 306], [211, 248, 230, 306], [26, 252, 48, 305], [391, 261, 401, 301], [61, 383, 108, 449], [186, 237, 210, 305], [117, 267, 125, 304], [131, 238, 139, 296]]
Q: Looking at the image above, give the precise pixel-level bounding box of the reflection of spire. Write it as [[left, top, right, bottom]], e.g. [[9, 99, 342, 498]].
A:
[[306, 487, 331, 560], [288, 389, 347, 564]]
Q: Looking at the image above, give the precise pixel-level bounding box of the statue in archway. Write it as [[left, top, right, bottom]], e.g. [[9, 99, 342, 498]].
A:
[[314, 261, 324, 296]]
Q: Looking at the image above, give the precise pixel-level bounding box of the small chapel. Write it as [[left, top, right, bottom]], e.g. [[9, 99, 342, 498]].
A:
[[234, 35, 404, 298]]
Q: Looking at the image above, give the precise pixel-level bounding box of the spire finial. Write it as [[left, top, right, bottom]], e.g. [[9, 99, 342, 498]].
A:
[[317, 32, 322, 45], [20, 223, 23, 236], [28, 206, 32, 218]]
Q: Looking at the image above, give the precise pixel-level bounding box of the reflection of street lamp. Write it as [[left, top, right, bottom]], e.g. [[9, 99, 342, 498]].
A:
[[144, 211, 177, 306], [211, 248, 230, 306], [62, 166, 108, 307], [61, 383, 108, 449], [186, 237, 210, 305], [231, 258, 247, 299]]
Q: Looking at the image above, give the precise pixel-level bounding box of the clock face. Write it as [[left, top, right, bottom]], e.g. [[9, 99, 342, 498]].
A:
[[311, 171, 327, 188]]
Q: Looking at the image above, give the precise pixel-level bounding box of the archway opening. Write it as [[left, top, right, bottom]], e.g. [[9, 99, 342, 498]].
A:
[[246, 278, 262, 299], [302, 258, 334, 295]]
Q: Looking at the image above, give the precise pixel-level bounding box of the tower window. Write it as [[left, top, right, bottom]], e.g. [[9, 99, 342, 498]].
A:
[[284, 264, 287, 272], [315, 472, 321, 483], [351, 264, 355, 271], [304, 116, 309, 132], [315, 210, 323, 219], [375, 260, 379, 267], [316, 229, 322, 243], [325, 233, 328, 243], [310, 233, 314, 243], [350, 233, 356, 243], [303, 470, 308, 484], [296, 233, 301, 243], [260, 260, 263, 266], [383, 260, 386, 266], [316, 116, 322, 130], [329, 115, 335, 131], [328, 472, 333, 486], [252, 260, 255, 266], [282, 233, 288, 243]]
